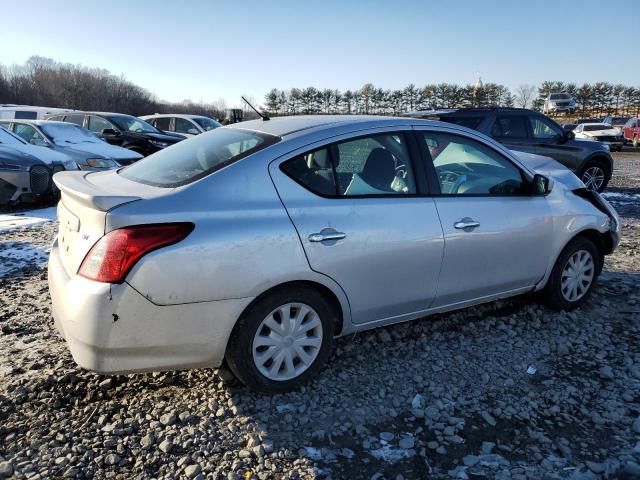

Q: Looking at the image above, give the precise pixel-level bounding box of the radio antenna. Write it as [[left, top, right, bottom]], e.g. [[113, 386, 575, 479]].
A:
[[241, 96, 270, 121]]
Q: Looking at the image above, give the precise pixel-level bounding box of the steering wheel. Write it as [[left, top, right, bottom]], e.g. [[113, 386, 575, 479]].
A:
[[438, 170, 467, 194]]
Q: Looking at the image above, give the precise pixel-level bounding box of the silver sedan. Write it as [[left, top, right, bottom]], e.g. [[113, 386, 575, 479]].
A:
[[48, 116, 620, 392]]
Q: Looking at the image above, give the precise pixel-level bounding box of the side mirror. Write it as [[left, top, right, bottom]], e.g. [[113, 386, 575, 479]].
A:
[[30, 138, 47, 146], [102, 128, 120, 136], [187, 128, 200, 135], [533, 174, 552, 195]]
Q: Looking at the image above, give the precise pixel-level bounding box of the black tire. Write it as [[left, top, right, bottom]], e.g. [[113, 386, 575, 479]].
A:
[[225, 286, 336, 393], [542, 237, 601, 311], [579, 159, 610, 192]]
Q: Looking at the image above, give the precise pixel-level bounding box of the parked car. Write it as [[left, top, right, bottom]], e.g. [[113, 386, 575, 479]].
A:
[[0, 104, 78, 120], [49, 116, 620, 392], [0, 125, 78, 171], [46, 112, 185, 156], [543, 93, 576, 115], [573, 123, 624, 151], [622, 117, 640, 147], [602, 116, 631, 137], [562, 123, 577, 133], [140, 114, 221, 137], [0, 120, 142, 170], [406, 108, 614, 191], [0, 146, 57, 205]]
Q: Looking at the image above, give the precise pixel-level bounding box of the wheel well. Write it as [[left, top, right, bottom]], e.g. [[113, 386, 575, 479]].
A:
[[572, 229, 611, 267], [583, 155, 612, 177], [240, 281, 345, 336]]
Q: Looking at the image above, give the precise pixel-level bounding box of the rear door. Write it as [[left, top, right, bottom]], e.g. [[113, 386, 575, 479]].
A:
[[416, 128, 553, 307], [270, 129, 445, 325]]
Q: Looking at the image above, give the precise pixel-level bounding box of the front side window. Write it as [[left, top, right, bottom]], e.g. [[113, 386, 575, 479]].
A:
[[441, 116, 484, 130], [154, 117, 172, 131], [194, 117, 221, 131], [421, 132, 526, 195], [120, 128, 279, 187], [109, 115, 159, 133], [175, 117, 197, 134], [280, 133, 417, 197], [530, 117, 563, 139], [491, 116, 529, 138], [88, 116, 114, 133]]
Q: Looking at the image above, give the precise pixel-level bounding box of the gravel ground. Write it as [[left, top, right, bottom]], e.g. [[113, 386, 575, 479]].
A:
[[0, 150, 639, 480]]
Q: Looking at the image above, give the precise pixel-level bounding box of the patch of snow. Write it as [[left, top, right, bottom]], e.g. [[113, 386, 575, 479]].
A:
[[0, 207, 57, 232], [369, 443, 414, 464], [0, 241, 49, 277], [602, 192, 640, 201]]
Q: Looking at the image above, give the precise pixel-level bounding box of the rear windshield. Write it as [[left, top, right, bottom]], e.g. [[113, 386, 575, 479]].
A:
[[583, 124, 609, 131], [119, 128, 280, 187], [440, 116, 484, 130]]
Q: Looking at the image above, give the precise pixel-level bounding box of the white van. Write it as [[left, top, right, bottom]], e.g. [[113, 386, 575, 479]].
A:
[[0, 104, 78, 120]]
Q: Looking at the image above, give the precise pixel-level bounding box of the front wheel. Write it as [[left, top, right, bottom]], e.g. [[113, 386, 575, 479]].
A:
[[225, 286, 336, 392], [542, 237, 601, 311], [580, 160, 610, 192]]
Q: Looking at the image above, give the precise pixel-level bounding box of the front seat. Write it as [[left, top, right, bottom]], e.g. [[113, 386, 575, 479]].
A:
[[360, 148, 396, 192]]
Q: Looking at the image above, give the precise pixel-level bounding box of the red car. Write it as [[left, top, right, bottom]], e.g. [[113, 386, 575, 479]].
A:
[[623, 117, 640, 147]]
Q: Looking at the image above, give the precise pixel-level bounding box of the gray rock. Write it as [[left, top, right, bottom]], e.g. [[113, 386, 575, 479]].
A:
[[481, 411, 497, 427], [463, 454, 479, 466], [399, 436, 414, 449], [104, 453, 120, 466], [184, 464, 202, 478], [141, 433, 155, 449], [0, 462, 13, 478], [632, 417, 640, 434], [586, 461, 605, 474], [379, 432, 394, 442], [98, 378, 113, 390], [481, 442, 496, 455], [160, 412, 177, 426], [599, 366, 614, 380], [427, 441, 439, 450], [159, 439, 173, 453]]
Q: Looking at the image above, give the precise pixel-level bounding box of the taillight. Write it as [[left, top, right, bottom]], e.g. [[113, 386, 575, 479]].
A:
[[78, 223, 194, 283]]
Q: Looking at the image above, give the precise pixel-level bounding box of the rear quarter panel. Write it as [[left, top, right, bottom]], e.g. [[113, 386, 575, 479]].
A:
[[109, 157, 351, 325]]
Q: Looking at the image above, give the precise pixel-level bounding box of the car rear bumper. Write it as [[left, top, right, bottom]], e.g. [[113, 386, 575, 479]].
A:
[[48, 240, 253, 374]]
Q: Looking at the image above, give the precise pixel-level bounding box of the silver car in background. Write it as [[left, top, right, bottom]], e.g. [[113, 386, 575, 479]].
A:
[[49, 116, 620, 392], [0, 120, 142, 169]]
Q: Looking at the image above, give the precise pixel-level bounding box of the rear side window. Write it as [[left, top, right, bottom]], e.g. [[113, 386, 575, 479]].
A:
[[120, 128, 279, 187], [491, 116, 529, 138], [280, 133, 417, 197], [64, 114, 85, 126], [154, 117, 172, 130], [440, 116, 484, 130]]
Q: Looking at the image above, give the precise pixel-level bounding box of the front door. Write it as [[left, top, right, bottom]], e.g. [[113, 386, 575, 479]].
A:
[[528, 115, 581, 171], [270, 130, 445, 325], [416, 129, 553, 307]]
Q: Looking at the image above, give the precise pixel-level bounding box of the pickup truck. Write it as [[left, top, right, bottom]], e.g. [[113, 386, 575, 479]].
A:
[[623, 117, 640, 147]]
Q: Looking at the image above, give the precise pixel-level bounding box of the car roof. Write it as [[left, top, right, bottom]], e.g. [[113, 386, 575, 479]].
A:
[[1, 119, 72, 127], [582, 123, 609, 127], [141, 113, 210, 119], [228, 115, 426, 138]]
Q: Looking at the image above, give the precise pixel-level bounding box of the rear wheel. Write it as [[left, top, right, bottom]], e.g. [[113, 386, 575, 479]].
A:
[[580, 160, 610, 192], [225, 286, 336, 392], [543, 237, 601, 311]]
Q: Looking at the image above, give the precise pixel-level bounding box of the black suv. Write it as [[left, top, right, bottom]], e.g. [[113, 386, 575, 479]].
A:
[[408, 108, 614, 192], [47, 112, 186, 156]]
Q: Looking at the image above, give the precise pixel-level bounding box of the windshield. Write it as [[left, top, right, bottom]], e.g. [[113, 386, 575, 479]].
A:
[[549, 93, 571, 100], [193, 117, 222, 131], [119, 128, 280, 187], [41, 123, 101, 144], [0, 127, 27, 145], [609, 117, 630, 126], [109, 115, 159, 133], [583, 124, 610, 131]]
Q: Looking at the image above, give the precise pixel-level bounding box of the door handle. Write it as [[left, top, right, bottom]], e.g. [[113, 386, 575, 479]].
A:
[[454, 219, 480, 230], [309, 231, 346, 242]]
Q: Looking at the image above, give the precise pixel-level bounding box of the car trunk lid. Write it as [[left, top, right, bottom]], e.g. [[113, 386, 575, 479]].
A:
[[53, 170, 165, 276]]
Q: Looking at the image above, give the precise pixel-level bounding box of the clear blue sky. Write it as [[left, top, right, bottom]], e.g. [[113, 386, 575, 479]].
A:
[[1, 0, 638, 108]]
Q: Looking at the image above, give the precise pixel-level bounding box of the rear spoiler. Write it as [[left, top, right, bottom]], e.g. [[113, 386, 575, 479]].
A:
[[53, 171, 141, 212]]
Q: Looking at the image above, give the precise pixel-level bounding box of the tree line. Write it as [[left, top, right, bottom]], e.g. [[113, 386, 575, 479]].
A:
[[1, 57, 639, 120], [265, 82, 640, 118], [0, 56, 228, 119]]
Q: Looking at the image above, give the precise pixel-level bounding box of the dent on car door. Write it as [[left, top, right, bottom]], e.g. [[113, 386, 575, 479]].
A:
[[270, 130, 445, 325], [418, 130, 553, 307]]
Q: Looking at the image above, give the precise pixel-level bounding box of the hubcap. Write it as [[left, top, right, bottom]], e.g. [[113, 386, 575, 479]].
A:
[[582, 166, 605, 191], [560, 250, 595, 302], [252, 303, 323, 381]]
